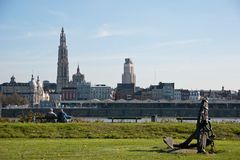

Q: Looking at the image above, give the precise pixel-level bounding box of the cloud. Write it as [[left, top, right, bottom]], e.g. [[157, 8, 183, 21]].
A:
[[95, 24, 116, 38], [97, 30, 112, 38], [95, 24, 136, 38]]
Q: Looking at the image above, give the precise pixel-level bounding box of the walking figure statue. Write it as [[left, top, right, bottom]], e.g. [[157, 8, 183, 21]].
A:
[[163, 97, 215, 153]]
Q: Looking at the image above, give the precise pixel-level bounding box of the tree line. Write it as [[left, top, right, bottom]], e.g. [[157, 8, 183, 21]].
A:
[[0, 92, 29, 107]]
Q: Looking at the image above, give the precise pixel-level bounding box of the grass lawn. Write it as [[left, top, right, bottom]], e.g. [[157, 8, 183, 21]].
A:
[[0, 138, 240, 160], [1, 122, 240, 139]]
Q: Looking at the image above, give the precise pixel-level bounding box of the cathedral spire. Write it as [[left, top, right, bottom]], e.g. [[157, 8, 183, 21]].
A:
[[77, 64, 80, 73], [60, 27, 66, 45], [57, 27, 69, 93]]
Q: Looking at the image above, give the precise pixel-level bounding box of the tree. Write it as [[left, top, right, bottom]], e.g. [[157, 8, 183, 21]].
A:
[[0, 92, 7, 107], [0, 92, 29, 107]]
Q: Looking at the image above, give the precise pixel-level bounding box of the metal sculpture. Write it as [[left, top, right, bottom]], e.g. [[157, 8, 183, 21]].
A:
[[163, 98, 215, 153]]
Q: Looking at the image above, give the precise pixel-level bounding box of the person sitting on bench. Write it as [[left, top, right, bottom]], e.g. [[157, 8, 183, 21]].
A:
[[57, 109, 71, 123], [45, 108, 57, 122]]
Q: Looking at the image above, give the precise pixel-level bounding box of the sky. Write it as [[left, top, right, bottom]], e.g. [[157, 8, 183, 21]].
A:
[[0, 0, 240, 90]]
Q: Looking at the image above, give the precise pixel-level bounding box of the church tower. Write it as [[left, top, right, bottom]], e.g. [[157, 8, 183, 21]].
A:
[[57, 27, 69, 93]]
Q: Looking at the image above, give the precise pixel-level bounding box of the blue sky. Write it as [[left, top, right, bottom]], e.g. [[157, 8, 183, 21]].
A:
[[0, 0, 240, 90]]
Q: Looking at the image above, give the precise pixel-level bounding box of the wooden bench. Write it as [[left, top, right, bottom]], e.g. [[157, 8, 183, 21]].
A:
[[108, 117, 142, 123], [176, 117, 211, 123]]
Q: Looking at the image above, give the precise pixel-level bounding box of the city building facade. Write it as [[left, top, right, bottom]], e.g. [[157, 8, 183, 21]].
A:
[[115, 83, 135, 100], [174, 89, 190, 101], [62, 87, 76, 101], [90, 84, 112, 100], [134, 88, 152, 100], [150, 82, 175, 100], [43, 80, 57, 93], [174, 89, 182, 100], [181, 89, 190, 100], [68, 65, 91, 100], [1, 75, 47, 106], [189, 90, 201, 101]]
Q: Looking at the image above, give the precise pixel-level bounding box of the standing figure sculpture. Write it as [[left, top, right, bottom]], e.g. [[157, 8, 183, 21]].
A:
[[163, 97, 215, 153], [197, 98, 210, 153]]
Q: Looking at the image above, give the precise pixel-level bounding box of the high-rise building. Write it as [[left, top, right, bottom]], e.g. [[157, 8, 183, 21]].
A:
[[122, 58, 136, 84], [57, 27, 69, 93]]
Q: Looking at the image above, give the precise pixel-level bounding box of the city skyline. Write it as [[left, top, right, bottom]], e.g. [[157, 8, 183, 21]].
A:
[[1, 0, 240, 90]]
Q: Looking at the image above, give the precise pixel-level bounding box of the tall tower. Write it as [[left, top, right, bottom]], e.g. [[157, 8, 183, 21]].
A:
[[57, 27, 69, 93], [122, 58, 136, 84]]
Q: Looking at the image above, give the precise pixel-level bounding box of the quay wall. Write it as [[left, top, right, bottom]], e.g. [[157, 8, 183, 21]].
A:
[[1, 102, 240, 118]]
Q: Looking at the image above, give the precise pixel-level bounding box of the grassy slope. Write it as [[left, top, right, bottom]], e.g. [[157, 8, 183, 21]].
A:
[[0, 139, 240, 160], [0, 122, 239, 139]]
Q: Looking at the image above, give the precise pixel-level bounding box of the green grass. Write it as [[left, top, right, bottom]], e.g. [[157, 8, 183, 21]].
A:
[[0, 122, 239, 139], [0, 122, 240, 159], [0, 138, 240, 160]]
